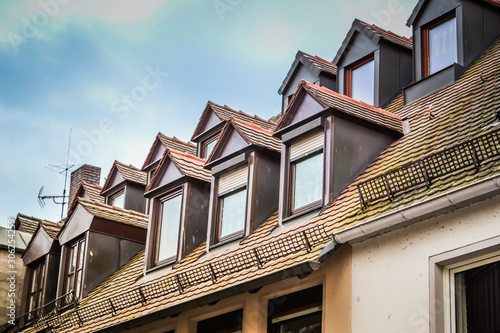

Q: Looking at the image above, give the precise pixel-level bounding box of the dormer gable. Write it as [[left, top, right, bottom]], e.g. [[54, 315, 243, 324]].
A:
[[57, 199, 146, 300], [101, 161, 147, 213], [142, 133, 196, 173], [144, 149, 211, 269], [334, 19, 413, 108], [191, 101, 277, 159], [404, 0, 500, 103], [278, 51, 338, 113], [275, 81, 403, 223], [22, 221, 62, 266]]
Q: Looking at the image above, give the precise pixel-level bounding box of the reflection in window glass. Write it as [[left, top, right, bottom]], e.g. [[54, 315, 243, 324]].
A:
[[157, 194, 182, 262], [293, 151, 323, 211], [429, 17, 457, 75], [219, 188, 246, 239], [351, 60, 374, 105]]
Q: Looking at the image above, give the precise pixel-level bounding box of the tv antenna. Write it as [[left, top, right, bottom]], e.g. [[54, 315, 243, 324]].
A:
[[38, 129, 75, 219]]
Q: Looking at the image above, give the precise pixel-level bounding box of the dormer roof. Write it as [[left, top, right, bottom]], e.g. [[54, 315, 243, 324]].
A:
[[276, 80, 404, 134], [142, 133, 197, 170], [14, 213, 54, 235], [206, 118, 281, 165], [22, 219, 64, 264], [278, 51, 337, 95], [77, 199, 148, 229], [333, 19, 412, 66], [146, 149, 211, 194], [191, 101, 277, 141], [101, 161, 147, 195], [407, 0, 500, 26]]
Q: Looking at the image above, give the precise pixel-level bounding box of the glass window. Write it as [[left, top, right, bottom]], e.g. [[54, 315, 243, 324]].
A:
[[426, 16, 457, 75], [110, 191, 125, 208], [219, 187, 247, 239], [268, 285, 322, 333], [350, 59, 375, 105], [197, 309, 243, 333], [205, 139, 217, 158], [27, 260, 45, 314], [157, 194, 182, 262], [65, 239, 85, 298], [292, 151, 323, 211], [450, 258, 500, 333]]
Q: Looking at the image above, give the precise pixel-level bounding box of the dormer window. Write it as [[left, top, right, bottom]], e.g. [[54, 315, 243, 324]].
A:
[[216, 166, 248, 241], [202, 135, 218, 159], [27, 259, 45, 313], [64, 238, 85, 298], [108, 189, 124, 208], [346, 55, 375, 105], [156, 190, 182, 264], [423, 14, 457, 76], [289, 132, 324, 213]]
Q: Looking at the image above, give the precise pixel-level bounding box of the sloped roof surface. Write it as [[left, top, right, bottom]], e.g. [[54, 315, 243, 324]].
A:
[[147, 149, 211, 192], [80, 182, 104, 203], [333, 19, 412, 65], [78, 198, 148, 230], [22, 35, 500, 333], [278, 51, 337, 95], [142, 133, 197, 170], [277, 80, 403, 133], [114, 161, 147, 185], [15, 214, 46, 234], [191, 101, 277, 140], [38, 220, 64, 239]]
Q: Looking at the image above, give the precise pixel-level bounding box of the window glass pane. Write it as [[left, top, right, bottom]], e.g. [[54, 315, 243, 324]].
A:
[[69, 246, 77, 273], [78, 240, 85, 268], [219, 188, 247, 239], [205, 140, 217, 158], [66, 274, 74, 293], [276, 312, 322, 333], [157, 194, 182, 262], [111, 192, 124, 208], [351, 60, 374, 105], [454, 260, 500, 333], [75, 270, 83, 297], [429, 17, 457, 75], [31, 268, 38, 291], [293, 152, 323, 210]]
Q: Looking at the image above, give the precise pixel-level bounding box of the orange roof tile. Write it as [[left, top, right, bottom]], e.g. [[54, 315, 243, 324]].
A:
[[77, 198, 148, 229]]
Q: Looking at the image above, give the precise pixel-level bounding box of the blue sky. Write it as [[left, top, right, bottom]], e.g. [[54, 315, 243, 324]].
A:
[[0, 0, 415, 227]]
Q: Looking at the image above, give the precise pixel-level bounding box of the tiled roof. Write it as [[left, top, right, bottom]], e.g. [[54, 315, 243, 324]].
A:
[[142, 133, 197, 170], [333, 19, 412, 65], [147, 149, 211, 192], [80, 182, 104, 203], [102, 161, 147, 194], [230, 118, 282, 152], [207, 118, 282, 163], [15, 214, 54, 235], [38, 220, 64, 239], [77, 198, 148, 230], [277, 80, 403, 133], [191, 101, 277, 140], [23, 35, 500, 333], [278, 51, 337, 95]]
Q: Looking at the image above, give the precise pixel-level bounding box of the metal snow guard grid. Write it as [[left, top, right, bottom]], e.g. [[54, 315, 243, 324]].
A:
[[357, 128, 500, 208], [32, 224, 330, 333], [12, 291, 76, 330]]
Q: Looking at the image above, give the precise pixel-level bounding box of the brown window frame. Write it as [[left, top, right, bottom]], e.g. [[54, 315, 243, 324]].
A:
[[289, 147, 324, 216], [215, 185, 247, 244], [150, 188, 184, 267], [422, 11, 457, 78], [345, 54, 375, 99], [63, 238, 86, 299], [26, 259, 46, 314], [108, 188, 125, 207], [202, 134, 218, 159]]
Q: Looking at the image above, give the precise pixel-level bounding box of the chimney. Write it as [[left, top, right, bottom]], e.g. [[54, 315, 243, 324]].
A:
[[69, 164, 101, 211]]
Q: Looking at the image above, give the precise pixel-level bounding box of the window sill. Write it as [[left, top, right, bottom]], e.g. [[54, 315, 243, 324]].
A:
[[282, 204, 322, 225]]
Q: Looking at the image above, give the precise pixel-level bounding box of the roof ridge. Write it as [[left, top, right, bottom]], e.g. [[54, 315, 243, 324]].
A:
[[78, 198, 149, 218], [159, 133, 196, 148], [302, 81, 402, 120], [301, 51, 335, 66], [357, 19, 413, 44], [169, 149, 207, 164]]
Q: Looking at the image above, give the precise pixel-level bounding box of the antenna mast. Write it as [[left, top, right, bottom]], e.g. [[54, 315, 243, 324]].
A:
[[38, 129, 75, 220]]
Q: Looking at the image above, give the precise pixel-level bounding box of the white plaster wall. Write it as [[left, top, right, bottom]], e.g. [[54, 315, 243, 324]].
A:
[[351, 194, 500, 333]]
